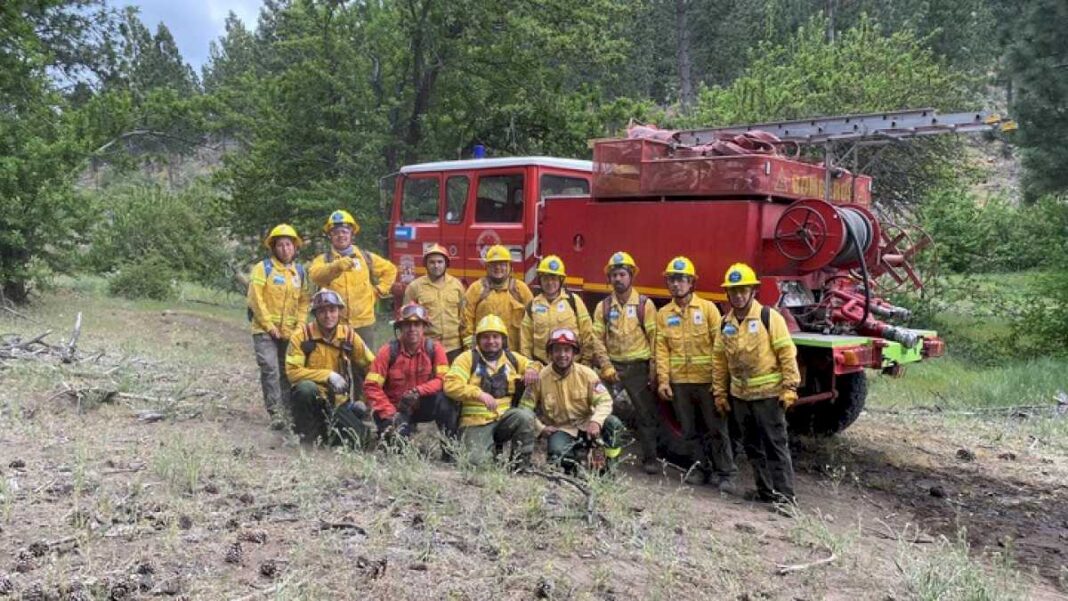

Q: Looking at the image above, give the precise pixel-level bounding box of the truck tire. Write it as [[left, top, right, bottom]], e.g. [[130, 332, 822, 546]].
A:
[[787, 371, 867, 436]]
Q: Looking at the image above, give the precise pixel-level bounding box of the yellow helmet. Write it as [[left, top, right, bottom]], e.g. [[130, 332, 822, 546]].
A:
[[722, 263, 760, 288], [484, 244, 511, 263], [537, 255, 566, 277], [323, 209, 360, 234], [263, 223, 302, 249], [604, 251, 639, 275], [423, 243, 450, 265], [663, 256, 697, 279], [475, 314, 508, 338]]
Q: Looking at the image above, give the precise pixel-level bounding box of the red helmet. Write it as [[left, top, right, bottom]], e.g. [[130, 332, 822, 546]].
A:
[[546, 327, 580, 354], [393, 302, 433, 327]]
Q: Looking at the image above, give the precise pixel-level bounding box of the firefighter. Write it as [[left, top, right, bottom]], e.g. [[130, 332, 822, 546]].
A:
[[285, 289, 376, 447], [655, 256, 736, 489], [402, 244, 467, 362], [247, 224, 312, 429], [592, 251, 660, 474], [713, 263, 800, 504], [462, 245, 534, 364], [522, 328, 624, 475], [308, 209, 398, 349], [520, 255, 615, 376], [444, 315, 537, 467], [364, 302, 458, 453]]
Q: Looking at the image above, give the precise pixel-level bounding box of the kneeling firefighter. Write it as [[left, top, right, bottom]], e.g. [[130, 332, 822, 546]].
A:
[[443, 315, 537, 467], [285, 289, 376, 446]]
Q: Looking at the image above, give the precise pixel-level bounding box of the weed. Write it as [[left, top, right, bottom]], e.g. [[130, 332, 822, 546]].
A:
[[896, 529, 1023, 601]]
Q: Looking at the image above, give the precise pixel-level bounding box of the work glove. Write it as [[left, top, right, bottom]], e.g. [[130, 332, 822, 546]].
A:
[[524, 367, 540, 386], [657, 382, 674, 401], [327, 371, 348, 394], [779, 389, 798, 410], [714, 394, 731, 415], [397, 389, 420, 414], [600, 364, 619, 384]]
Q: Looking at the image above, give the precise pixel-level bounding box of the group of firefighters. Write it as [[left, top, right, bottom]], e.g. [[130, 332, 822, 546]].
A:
[[247, 209, 800, 503]]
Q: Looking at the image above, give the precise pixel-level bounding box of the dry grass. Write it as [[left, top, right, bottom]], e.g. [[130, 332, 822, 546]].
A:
[[0, 280, 1061, 599]]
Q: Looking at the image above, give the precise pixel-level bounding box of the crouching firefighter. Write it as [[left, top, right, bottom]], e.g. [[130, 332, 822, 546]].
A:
[[285, 289, 376, 446], [364, 302, 458, 454], [443, 315, 537, 467], [522, 328, 624, 475]]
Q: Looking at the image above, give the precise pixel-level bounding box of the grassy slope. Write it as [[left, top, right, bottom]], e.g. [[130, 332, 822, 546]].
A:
[[0, 276, 1059, 599]]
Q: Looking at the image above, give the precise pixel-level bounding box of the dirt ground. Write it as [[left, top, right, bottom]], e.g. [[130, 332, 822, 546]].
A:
[[1, 290, 1066, 600]]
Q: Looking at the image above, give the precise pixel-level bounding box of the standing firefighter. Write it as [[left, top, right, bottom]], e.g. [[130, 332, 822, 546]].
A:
[[247, 224, 312, 429], [444, 315, 537, 467], [655, 256, 736, 489], [363, 302, 458, 454], [522, 328, 624, 474], [520, 255, 615, 377], [713, 263, 800, 503], [403, 244, 467, 362], [285, 289, 376, 446], [309, 209, 398, 349], [592, 251, 660, 474], [462, 245, 533, 353]]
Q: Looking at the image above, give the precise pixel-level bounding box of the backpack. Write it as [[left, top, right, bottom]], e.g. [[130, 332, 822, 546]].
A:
[[721, 305, 772, 337], [600, 294, 650, 340], [326, 246, 379, 288], [247, 258, 307, 322], [387, 338, 437, 371], [300, 324, 355, 367]]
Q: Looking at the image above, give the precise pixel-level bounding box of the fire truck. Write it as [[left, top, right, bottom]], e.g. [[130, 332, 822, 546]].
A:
[[384, 108, 1014, 444]]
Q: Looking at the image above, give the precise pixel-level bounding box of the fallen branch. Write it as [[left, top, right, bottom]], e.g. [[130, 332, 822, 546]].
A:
[[520, 467, 598, 527], [776, 549, 837, 575], [318, 520, 367, 535]]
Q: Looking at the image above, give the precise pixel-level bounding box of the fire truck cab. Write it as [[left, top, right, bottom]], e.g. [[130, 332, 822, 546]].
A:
[[388, 157, 593, 288]]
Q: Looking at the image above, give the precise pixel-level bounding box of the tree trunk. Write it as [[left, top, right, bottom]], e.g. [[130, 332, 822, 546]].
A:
[[675, 0, 694, 112]]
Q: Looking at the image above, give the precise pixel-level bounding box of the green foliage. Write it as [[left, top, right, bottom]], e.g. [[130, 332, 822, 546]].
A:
[[919, 189, 1068, 272], [82, 180, 233, 286], [1019, 268, 1068, 358], [107, 254, 177, 300], [1006, 0, 1068, 201]]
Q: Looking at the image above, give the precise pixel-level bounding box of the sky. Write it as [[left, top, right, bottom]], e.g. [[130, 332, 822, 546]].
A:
[[113, 0, 263, 72]]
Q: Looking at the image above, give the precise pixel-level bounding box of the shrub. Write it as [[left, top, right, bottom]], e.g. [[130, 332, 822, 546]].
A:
[[107, 255, 177, 300]]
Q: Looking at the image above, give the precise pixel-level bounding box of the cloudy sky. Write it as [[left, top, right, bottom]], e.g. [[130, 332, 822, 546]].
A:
[[114, 0, 263, 72]]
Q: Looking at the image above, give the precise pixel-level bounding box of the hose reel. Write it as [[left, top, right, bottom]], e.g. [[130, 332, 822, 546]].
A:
[[773, 198, 880, 272]]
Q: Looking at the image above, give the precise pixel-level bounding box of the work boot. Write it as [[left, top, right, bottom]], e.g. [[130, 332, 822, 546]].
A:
[[641, 458, 660, 475]]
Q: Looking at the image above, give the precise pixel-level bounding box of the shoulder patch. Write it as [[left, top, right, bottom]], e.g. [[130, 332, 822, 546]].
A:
[[666, 315, 681, 327], [748, 320, 759, 333], [593, 381, 608, 395]]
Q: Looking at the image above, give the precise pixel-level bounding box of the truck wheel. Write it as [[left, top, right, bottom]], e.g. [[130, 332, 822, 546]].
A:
[[788, 371, 867, 436]]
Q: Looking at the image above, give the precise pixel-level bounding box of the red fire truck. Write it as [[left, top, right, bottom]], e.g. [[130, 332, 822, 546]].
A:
[[384, 109, 1014, 443]]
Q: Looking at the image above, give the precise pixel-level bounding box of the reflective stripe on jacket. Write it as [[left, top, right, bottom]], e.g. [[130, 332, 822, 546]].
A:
[[521, 363, 613, 437], [364, 338, 449, 419], [444, 349, 532, 427], [246, 258, 311, 337], [519, 291, 609, 369], [592, 289, 656, 362], [403, 274, 466, 352], [654, 295, 722, 384], [308, 246, 397, 328], [712, 300, 801, 401]]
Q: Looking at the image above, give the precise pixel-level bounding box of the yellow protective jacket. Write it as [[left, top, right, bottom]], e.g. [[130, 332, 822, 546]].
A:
[[655, 295, 722, 385], [591, 289, 657, 362], [284, 323, 375, 406], [403, 274, 466, 352], [519, 291, 610, 369], [520, 363, 613, 437], [444, 348, 532, 428], [308, 246, 398, 328], [462, 276, 533, 350], [712, 300, 800, 401], [246, 257, 311, 338]]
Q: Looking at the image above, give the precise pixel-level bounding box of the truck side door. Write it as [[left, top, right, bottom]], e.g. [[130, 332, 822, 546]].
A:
[[466, 168, 531, 284], [392, 174, 442, 286]]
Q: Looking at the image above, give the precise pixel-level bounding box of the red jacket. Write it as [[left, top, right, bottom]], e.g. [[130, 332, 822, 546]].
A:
[[363, 337, 449, 419]]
